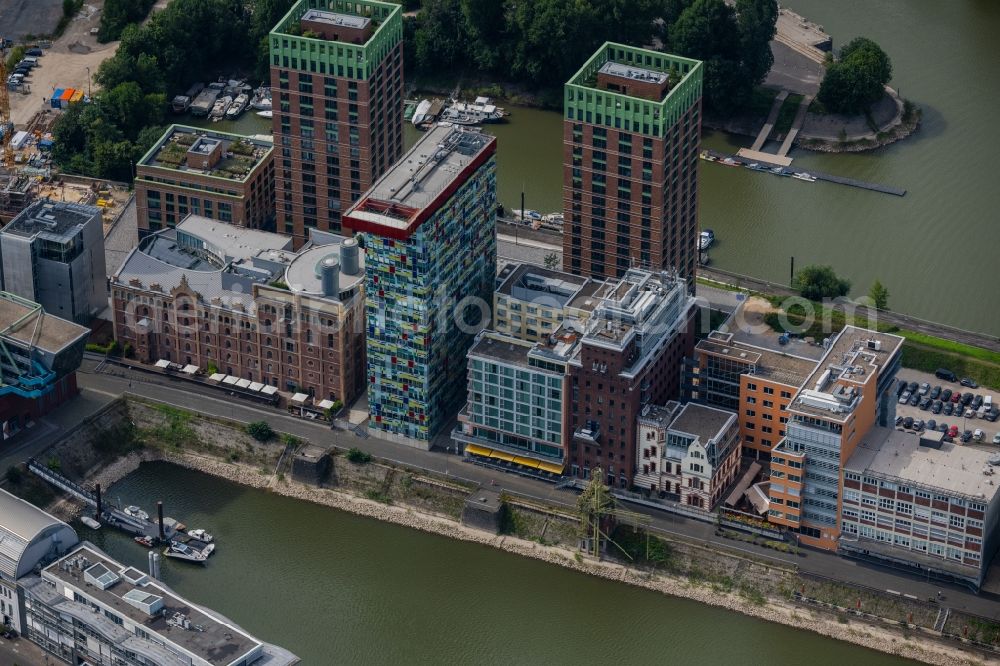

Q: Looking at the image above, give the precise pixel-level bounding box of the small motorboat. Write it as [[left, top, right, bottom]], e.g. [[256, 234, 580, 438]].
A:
[[80, 516, 101, 530], [164, 541, 208, 563], [123, 505, 149, 521], [187, 529, 214, 543], [792, 172, 817, 182], [134, 535, 155, 548], [226, 92, 249, 119], [699, 229, 716, 251], [720, 157, 741, 167], [256, 109, 273, 119], [699, 150, 717, 162]]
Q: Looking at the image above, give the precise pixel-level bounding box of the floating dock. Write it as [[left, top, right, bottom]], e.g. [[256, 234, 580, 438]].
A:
[[701, 148, 906, 197]]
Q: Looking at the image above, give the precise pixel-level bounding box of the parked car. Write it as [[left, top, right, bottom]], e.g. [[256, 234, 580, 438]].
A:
[[903, 416, 914, 429], [918, 382, 930, 396], [919, 397, 932, 410], [965, 408, 976, 419], [985, 409, 999, 423], [926, 419, 937, 431], [951, 391, 962, 403], [961, 377, 979, 388], [897, 379, 909, 397], [908, 381, 919, 394], [895, 415, 904, 427], [961, 392, 974, 406], [972, 395, 984, 410], [973, 429, 985, 442], [909, 393, 920, 406], [25, 47, 43, 56], [948, 425, 959, 437], [913, 419, 925, 431], [961, 430, 973, 443], [993, 432, 1000, 445], [929, 385, 942, 400], [936, 368, 957, 382], [944, 402, 955, 416], [931, 401, 943, 414], [899, 391, 912, 405], [941, 388, 953, 402]]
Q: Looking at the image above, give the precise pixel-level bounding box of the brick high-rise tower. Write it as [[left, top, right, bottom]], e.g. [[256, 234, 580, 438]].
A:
[[563, 43, 702, 287], [270, 0, 403, 246]]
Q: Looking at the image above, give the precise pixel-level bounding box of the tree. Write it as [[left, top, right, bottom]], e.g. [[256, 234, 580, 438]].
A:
[[246, 420, 275, 442], [817, 37, 892, 114], [793, 265, 851, 300], [98, 0, 157, 43], [669, 0, 749, 114], [543, 252, 559, 270], [577, 467, 615, 556], [868, 280, 889, 310], [735, 0, 778, 85]]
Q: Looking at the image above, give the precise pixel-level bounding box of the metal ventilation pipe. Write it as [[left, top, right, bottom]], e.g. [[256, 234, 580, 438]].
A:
[[340, 238, 360, 275], [321, 257, 340, 298]]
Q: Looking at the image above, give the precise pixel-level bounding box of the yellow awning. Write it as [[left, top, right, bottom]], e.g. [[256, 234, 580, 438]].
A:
[[465, 444, 493, 457], [537, 461, 565, 475], [489, 450, 515, 463], [513, 456, 540, 469]]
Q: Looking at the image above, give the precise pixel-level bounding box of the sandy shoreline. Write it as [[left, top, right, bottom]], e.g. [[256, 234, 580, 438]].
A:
[[64, 451, 985, 666]]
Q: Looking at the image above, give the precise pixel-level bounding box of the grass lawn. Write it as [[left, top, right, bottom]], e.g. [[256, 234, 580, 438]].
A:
[[774, 93, 805, 135], [747, 86, 780, 120]]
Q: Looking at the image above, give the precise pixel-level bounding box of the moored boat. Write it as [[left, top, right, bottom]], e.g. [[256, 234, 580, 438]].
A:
[[792, 172, 817, 182], [250, 86, 272, 110], [134, 535, 155, 548], [440, 96, 505, 125], [210, 95, 232, 121], [187, 529, 214, 543], [699, 150, 718, 162], [699, 229, 716, 251], [720, 157, 741, 167], [123, 505, 149, 521], [80, 516, 101, 530], [256, 109, 273, 119], [226, 93, 249, 119], [164, 541, 208, 563]]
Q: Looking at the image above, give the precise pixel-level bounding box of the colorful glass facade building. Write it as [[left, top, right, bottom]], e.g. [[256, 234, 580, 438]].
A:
[[269, 0, 404, 245], [345, 125, 497, 445]]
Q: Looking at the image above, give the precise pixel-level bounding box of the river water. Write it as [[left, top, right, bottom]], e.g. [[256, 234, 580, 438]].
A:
[[80, 462, 913, 664], [186, 0, 1000, 335]]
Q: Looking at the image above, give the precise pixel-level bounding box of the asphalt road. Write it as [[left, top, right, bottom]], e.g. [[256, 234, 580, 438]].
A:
[[44, 360, 998, 620]]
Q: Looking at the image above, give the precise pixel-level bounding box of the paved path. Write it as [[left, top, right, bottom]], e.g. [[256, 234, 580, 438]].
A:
[[750, 90, 788, 152], [28, 362, 994, 620], [778, 95, 814, 157]]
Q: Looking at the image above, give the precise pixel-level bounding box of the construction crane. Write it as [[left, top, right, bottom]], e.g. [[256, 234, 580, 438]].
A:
[[0, 45, 14, 168]]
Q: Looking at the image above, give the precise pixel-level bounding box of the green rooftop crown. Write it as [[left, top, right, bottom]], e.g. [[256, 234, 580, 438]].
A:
[[565, 42, 703, 137], [270, 0, 402, 81]]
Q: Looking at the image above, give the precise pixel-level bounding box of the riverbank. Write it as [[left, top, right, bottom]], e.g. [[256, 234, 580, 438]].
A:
[[26, 396, 989, 666], [130, 452, 986, 666]]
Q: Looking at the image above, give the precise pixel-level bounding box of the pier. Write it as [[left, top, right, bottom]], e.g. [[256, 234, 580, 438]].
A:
[[701, 148, 906, 197], [27, 458, 185, 541]]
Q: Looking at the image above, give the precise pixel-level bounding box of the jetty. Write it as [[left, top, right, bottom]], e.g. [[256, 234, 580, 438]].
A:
[[28, 458, 187, 542], [701, 148, 906, 197]]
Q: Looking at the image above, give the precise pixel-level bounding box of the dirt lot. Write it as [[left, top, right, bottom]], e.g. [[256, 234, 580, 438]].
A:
[[9, 1, 118, 126]]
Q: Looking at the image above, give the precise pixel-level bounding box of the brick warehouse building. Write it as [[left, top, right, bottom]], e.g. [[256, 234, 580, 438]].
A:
[[270, 0, 404, 246], [135, 126, 275, 236], [112, 216, 366, 406], [563, 43, 703, 284]]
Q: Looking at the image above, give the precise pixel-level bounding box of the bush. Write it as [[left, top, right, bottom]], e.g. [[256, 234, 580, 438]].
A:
[[46, 456, 61, 472], [246, 420, 274, 442], [6, 465, 23, 484], [793, 265, 851, 300], [206, 361, 219, 375], [346, 448, 373, 464]]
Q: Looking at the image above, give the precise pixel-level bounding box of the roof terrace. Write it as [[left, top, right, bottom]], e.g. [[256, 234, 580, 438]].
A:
[[137, 125, 272, 182], [566, 42, 703, 133]]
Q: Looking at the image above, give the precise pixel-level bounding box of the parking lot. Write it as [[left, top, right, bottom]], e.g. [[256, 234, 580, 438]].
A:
[[895, 367, 998, 447]]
